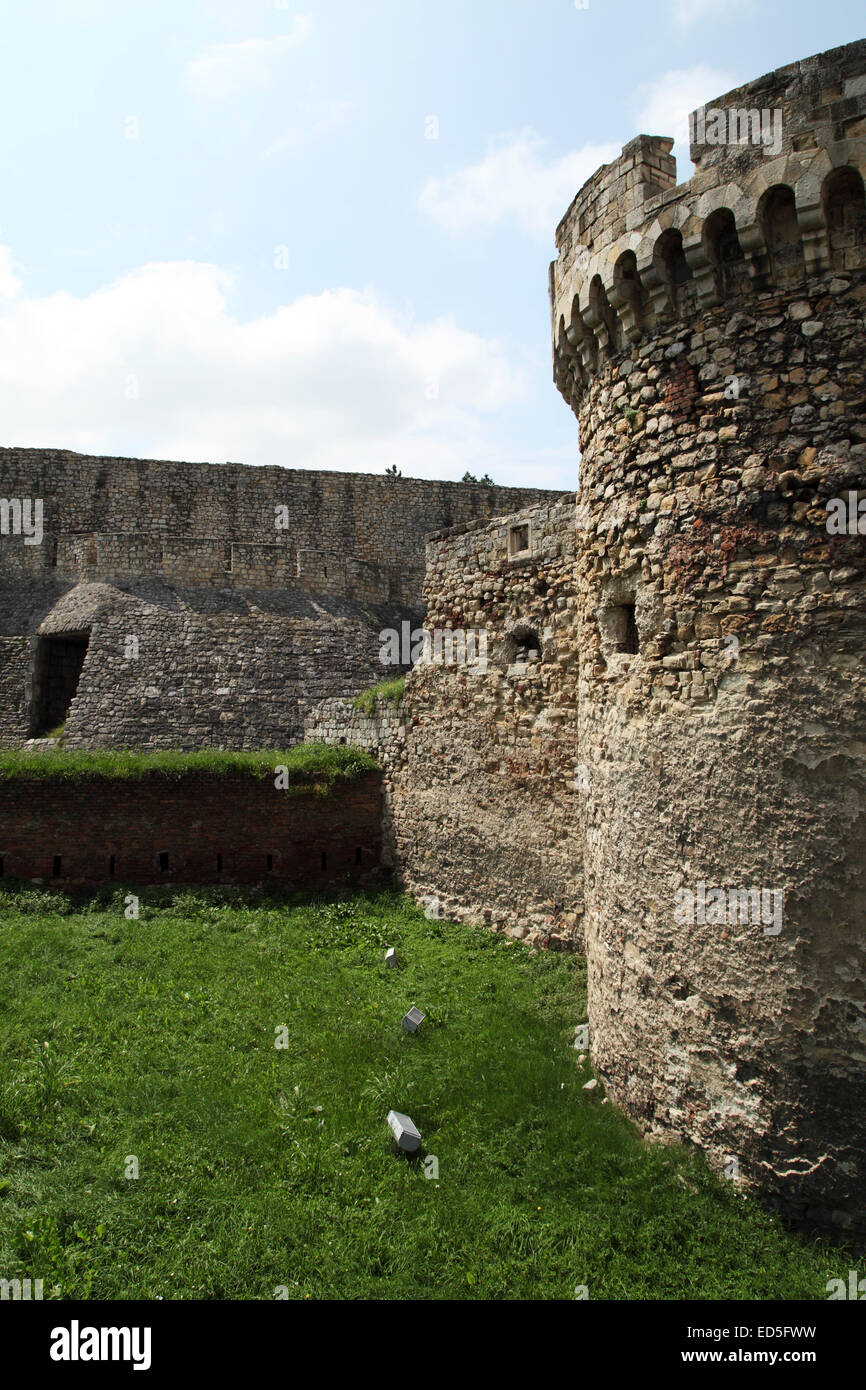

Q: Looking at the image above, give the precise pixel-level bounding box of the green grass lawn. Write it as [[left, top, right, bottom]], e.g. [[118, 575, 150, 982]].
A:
[[0, 884, 847, 1301]]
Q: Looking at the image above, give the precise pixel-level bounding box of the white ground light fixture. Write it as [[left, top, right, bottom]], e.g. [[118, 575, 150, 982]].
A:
[[402, 1006, 425, 1033], [387, 1110, 422, 1153]]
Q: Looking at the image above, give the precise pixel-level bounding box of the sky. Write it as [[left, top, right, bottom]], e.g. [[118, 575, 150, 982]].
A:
[[0, 0, 862, 489]]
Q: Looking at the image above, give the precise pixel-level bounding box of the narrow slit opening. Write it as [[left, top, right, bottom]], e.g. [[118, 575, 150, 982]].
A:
[[622, 603, 639, 655]]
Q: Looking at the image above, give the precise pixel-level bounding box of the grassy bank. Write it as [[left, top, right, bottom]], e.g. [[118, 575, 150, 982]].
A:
[[0, 743, 377, 785]]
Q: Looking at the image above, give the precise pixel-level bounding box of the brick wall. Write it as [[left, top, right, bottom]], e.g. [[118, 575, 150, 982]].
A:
[[0, 772, 382, 889]]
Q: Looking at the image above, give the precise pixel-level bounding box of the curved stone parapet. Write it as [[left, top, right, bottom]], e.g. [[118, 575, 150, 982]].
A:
[[551, 40, 866, 423]]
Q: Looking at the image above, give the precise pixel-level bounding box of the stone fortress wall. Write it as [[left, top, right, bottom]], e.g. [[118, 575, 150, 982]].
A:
[[0, 449, 554, 607], [306, 498, 585, 949], [309, 39, 866, 1240], [0, 448, 555, 748]]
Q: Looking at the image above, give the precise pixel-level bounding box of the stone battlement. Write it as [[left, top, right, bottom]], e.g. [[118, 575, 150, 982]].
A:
[[552, 40, 866, 417]]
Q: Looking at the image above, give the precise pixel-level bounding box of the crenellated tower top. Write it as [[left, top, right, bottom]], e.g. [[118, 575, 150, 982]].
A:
[[551, 38, 866, 418]]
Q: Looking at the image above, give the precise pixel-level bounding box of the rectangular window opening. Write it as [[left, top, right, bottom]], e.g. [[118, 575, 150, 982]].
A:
[[52, 855, 62, 877], [508, 523, 530, 558], [320, 851, 327, 871], [266, 853, 273, 872], [355, 847, 363, 865], [109, 855, 115, 878], [216, 853, 223, 873], [159, 852, 169, 873]]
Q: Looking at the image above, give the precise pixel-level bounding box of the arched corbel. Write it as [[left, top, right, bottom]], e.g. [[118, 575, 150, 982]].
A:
[[795, 170, 831, 277], [733, 211, 765, 285], [635, 250, 667, 330], [682, 233, 719, 308], [607, 250, 645, 344], [568, 297, 600, 376], [584, 275, 620, 359]]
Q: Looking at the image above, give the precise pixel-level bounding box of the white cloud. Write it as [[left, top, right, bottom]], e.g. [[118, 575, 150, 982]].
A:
[[633, 65, 737, 175], [184, 20, 312, 100], [0, 249, 529, 480], [419, 131, 619, 242]]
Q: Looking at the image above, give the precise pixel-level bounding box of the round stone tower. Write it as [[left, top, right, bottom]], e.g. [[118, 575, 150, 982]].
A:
[[550, 39, 866, 1238]]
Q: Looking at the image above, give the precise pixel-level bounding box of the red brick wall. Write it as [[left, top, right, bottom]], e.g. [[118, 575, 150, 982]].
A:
[[0, 773, 381, 888], [662, 356, 699, 419]]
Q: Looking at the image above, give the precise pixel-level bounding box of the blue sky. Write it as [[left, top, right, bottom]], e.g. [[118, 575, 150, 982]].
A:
[[0, 0, 862, 488]]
